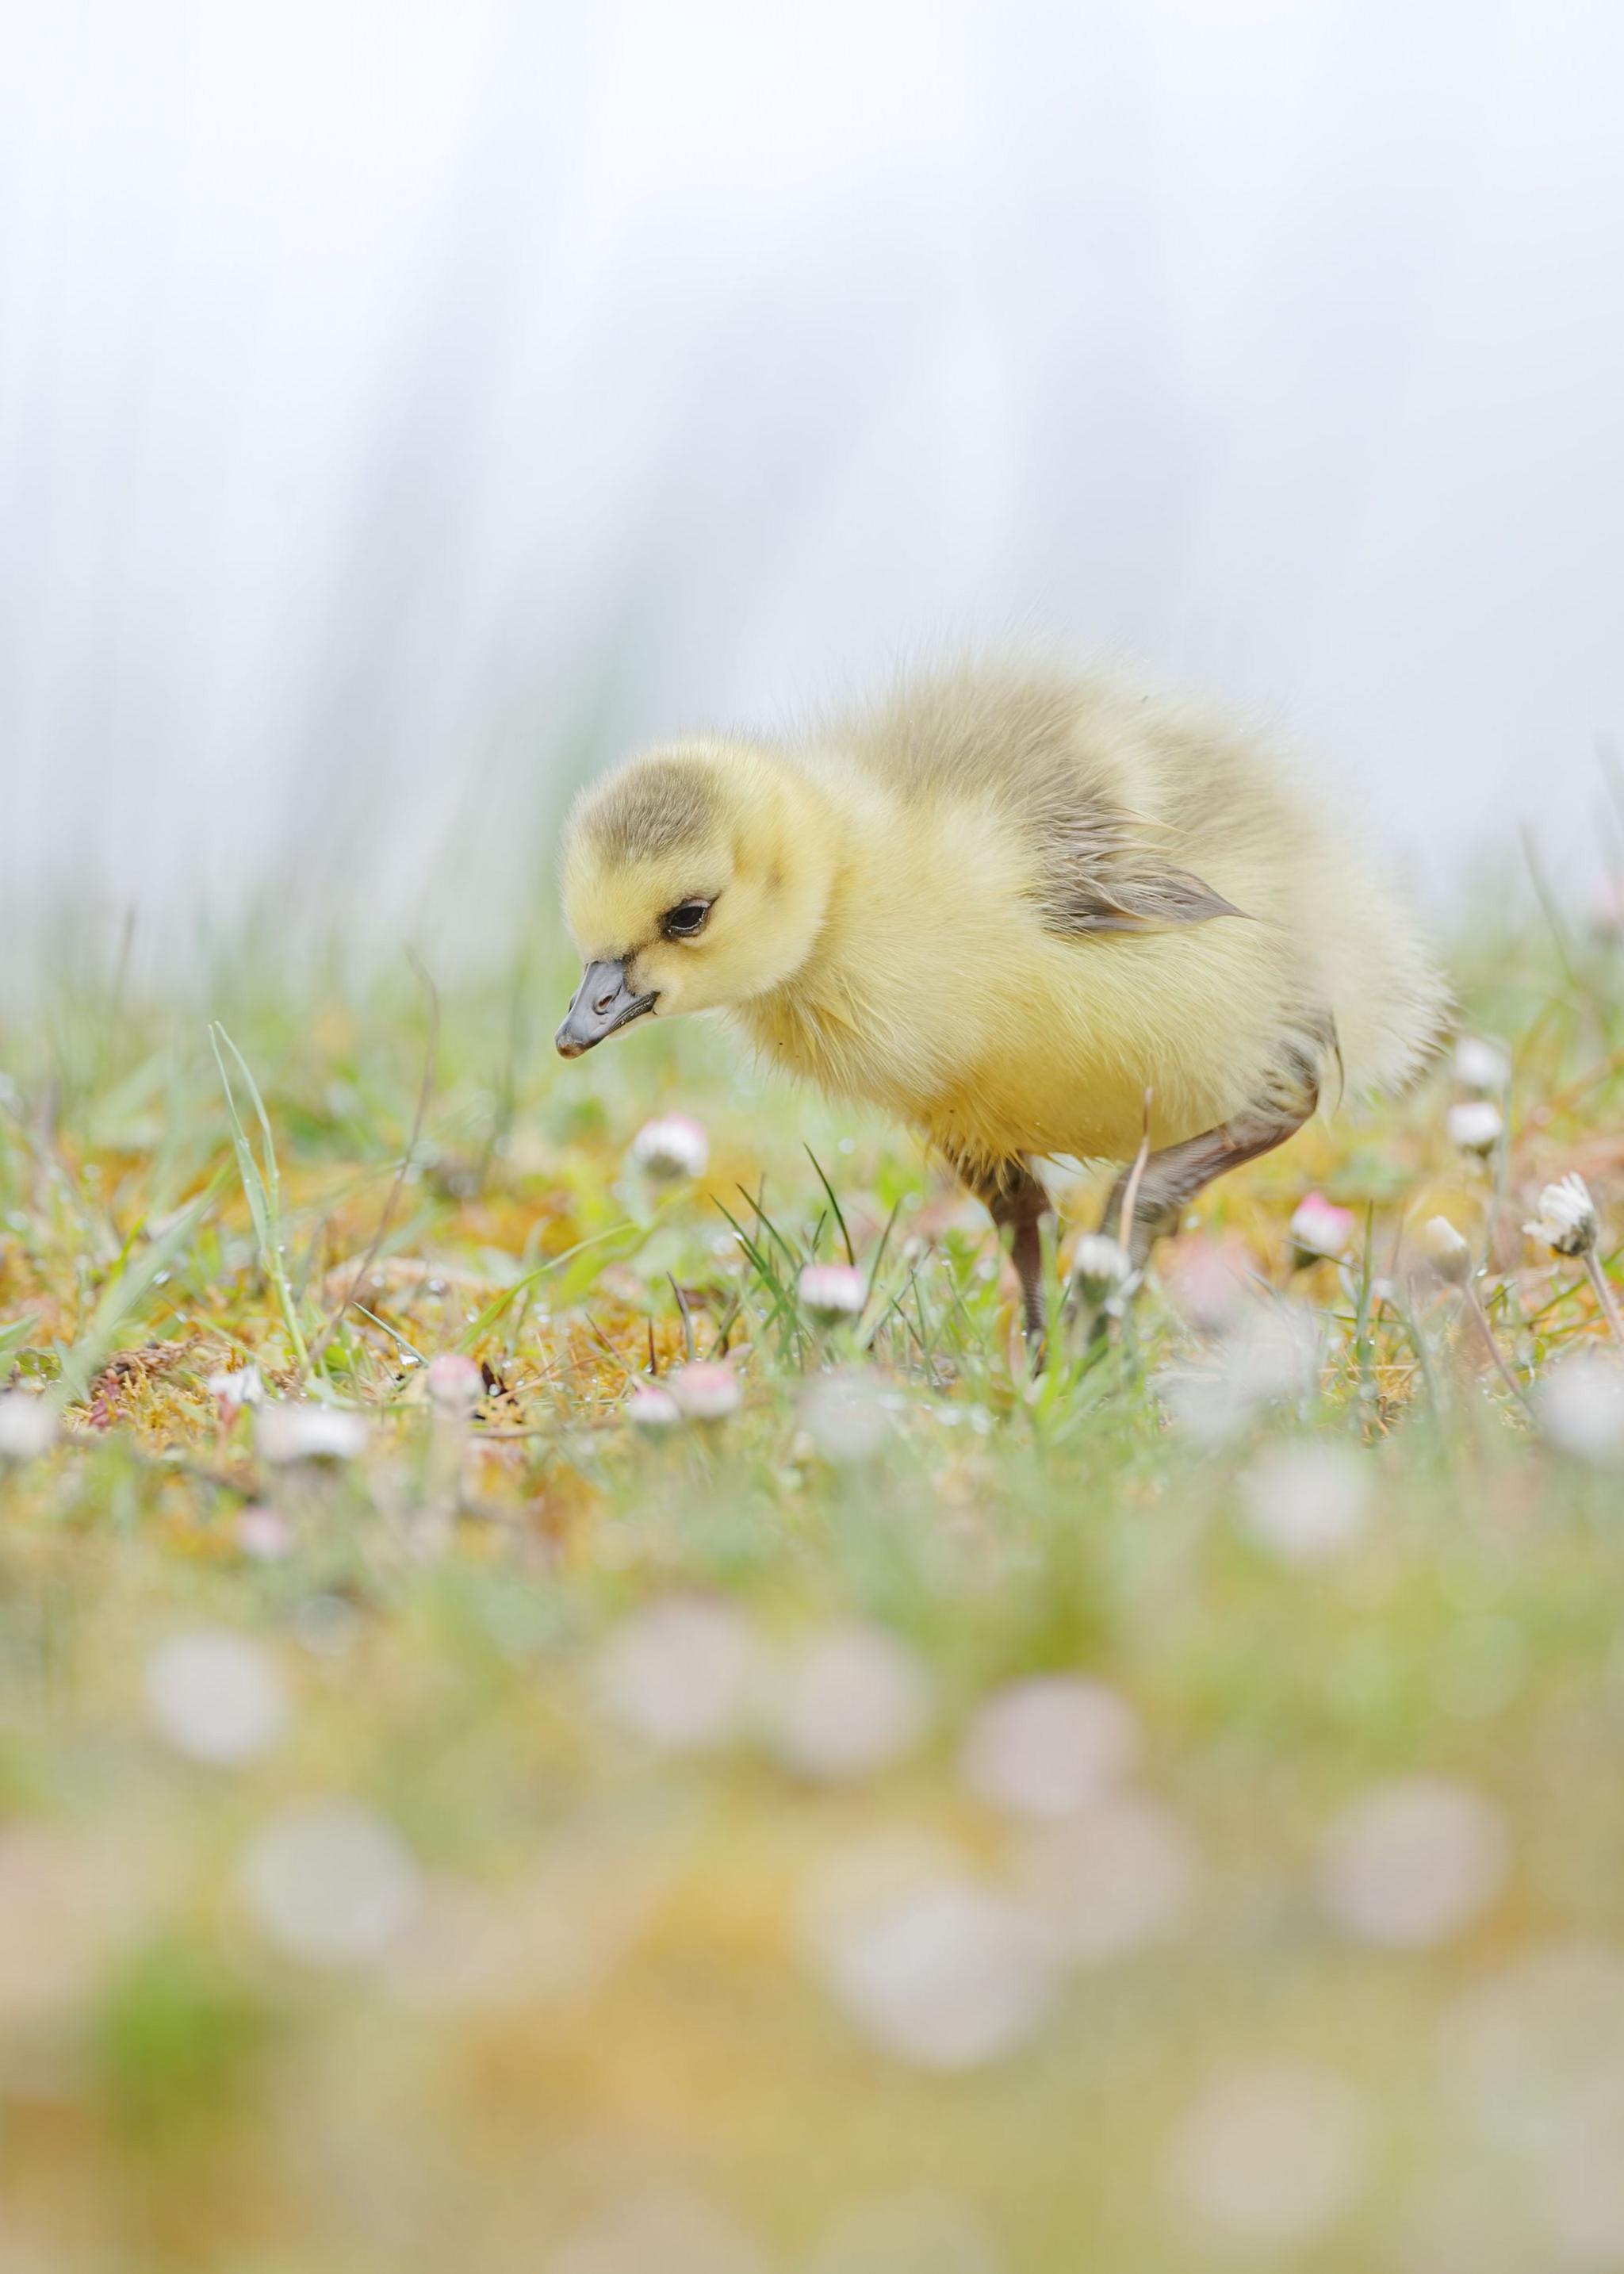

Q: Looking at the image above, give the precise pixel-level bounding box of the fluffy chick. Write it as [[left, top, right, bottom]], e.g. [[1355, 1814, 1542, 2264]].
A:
[[556, 661, 1446, 1337]]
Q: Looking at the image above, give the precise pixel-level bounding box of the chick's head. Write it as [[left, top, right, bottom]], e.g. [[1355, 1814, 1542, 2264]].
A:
[[556, 742, 833, 1056]]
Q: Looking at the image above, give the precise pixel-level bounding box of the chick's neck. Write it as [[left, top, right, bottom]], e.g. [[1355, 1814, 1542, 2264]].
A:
[[740, 754, 891, 1056]]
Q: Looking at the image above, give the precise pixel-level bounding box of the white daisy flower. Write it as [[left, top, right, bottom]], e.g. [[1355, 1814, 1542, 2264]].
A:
[[0, 1392, 56, 1463], [667, 1363, 741, 1421], [1419, 1216, 1473, 1287], [255, 1402, 368, 1465], [1524, 1173, 1600, 1259], [798, 1262, 866, 1324], [1448, 1100, 1503, 1156], [628, 1113, 709, 1180], [1070, 1234, 1132, 1308], [425, 1352, 484, 1415], [1288, 1192, 1355, 1263], [1453, 1036, 1511, 1094]]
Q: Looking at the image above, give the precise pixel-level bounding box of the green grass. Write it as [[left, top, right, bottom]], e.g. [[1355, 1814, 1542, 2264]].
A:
[[2, 919, 1624, 2272]]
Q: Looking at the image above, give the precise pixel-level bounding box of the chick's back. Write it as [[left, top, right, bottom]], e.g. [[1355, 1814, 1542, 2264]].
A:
[[800, 663, 1445, 1162]]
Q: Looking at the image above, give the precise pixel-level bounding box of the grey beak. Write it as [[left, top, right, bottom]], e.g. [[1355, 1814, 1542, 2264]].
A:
[[555, 958, 657, 1057]]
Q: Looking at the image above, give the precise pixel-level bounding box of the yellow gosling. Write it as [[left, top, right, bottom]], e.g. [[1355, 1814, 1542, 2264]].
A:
[[556, 661, 1447, 1340]]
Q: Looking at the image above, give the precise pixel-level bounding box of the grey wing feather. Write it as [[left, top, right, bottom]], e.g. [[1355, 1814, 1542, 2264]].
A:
[[833, 660, 1248, 934], [1048, 861, 1247, 934]]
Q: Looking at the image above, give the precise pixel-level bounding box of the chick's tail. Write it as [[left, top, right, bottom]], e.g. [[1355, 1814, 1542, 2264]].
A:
[[1307, 840, 1452, 1098]]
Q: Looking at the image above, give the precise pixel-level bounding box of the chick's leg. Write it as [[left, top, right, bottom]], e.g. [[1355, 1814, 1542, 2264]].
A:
[[1100, 1064, 1321, 1271], [949, 1153, 1052, 1344]]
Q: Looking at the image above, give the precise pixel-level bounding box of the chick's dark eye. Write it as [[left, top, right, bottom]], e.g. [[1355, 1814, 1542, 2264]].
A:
[[661, 899, 711, 940]]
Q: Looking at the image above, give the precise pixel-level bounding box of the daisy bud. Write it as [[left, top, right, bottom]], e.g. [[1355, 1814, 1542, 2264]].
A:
[[668, 1362, 741, 1422], [206, 1363, 263, 1411], [0, 1392, 56, 1464], [768, 1623, 929, 1779], [255, 1403, 368, 1465], [1070, 1233, 1132, 1309], [798, 1262, 866, 1325], [628, 1114, 709, 1181], [1288, 1192, 1356, 1264], [625, 1382, 682, 1431], [425, 1352, 484, 1417], [1241, 1444, 1369, 1563], [1452, 1037, 1511, 1095], [1447, 1101, 1503, 1157], [596, 1597, 760, 1751], [1523, 1172, 1600, 1259], [144, 1630, 288, 1766], [1419, 1217, 1473, 1287]]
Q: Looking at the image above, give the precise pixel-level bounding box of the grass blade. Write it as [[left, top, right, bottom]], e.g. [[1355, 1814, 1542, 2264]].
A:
[[209, 1023, 311, 1371], [804, 1145, 856, 1266]]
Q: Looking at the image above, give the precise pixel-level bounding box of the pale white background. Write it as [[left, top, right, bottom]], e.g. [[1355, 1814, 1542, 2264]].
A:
[[4, 0, 1623, 961]]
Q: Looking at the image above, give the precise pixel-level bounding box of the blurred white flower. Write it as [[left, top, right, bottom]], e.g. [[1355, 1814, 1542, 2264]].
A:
[[1162, 1237, 1253, 1336], [596, 1597, 760, 1752], [799, 1370, 891, 1463], [1538, 1353, 1624, 1465], [1420, 1215, 1474, 1286], [425, 1352, 484, 1414], [1070, 1233, 1132, 1309], [255, 1402, 368, 1464], [145, 1629, 288, 1765], [1159, 1299, 1320, 1442], [206, 1362, 263, 1409], [236, 1503, 293, 1561], [1229, 1300, 1323, 1399], [1154, 1371, 1231, 1440], [1449, 1100, 1504, 1156], [0, 1391, 56, 1463], [629, 1113, 710, 1180], [1289, 1191, 1356, 1263], [1011, 1797, 1197, 1965], [1240, 1443, 1371, 1563], [1524, 1173, 1601, 1259], [624, 1382, 682, 1430], [1454, 1036, 1511, 1094], [960, 1675, 1139, 1819], [667, 1362, 741, 1421], [1166, 2060, 1371, 2249], [1316, 1777, 1506, 1949], [767, 1624, 931, 1781], [799, 1262, 866, 1325], [816, 1874, 1052, 2070], [241, 1801, 420, 1967]]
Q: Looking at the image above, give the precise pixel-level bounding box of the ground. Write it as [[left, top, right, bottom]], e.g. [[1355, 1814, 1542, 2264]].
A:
[[1, 920, 1622, 2274]]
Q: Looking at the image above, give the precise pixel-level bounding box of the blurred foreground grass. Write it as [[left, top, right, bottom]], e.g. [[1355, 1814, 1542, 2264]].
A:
[[3, 918, 1624, 2274]]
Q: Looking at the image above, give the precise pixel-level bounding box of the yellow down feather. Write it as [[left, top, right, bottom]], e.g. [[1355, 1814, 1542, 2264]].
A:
[[558, 660, 1447, 1179]]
